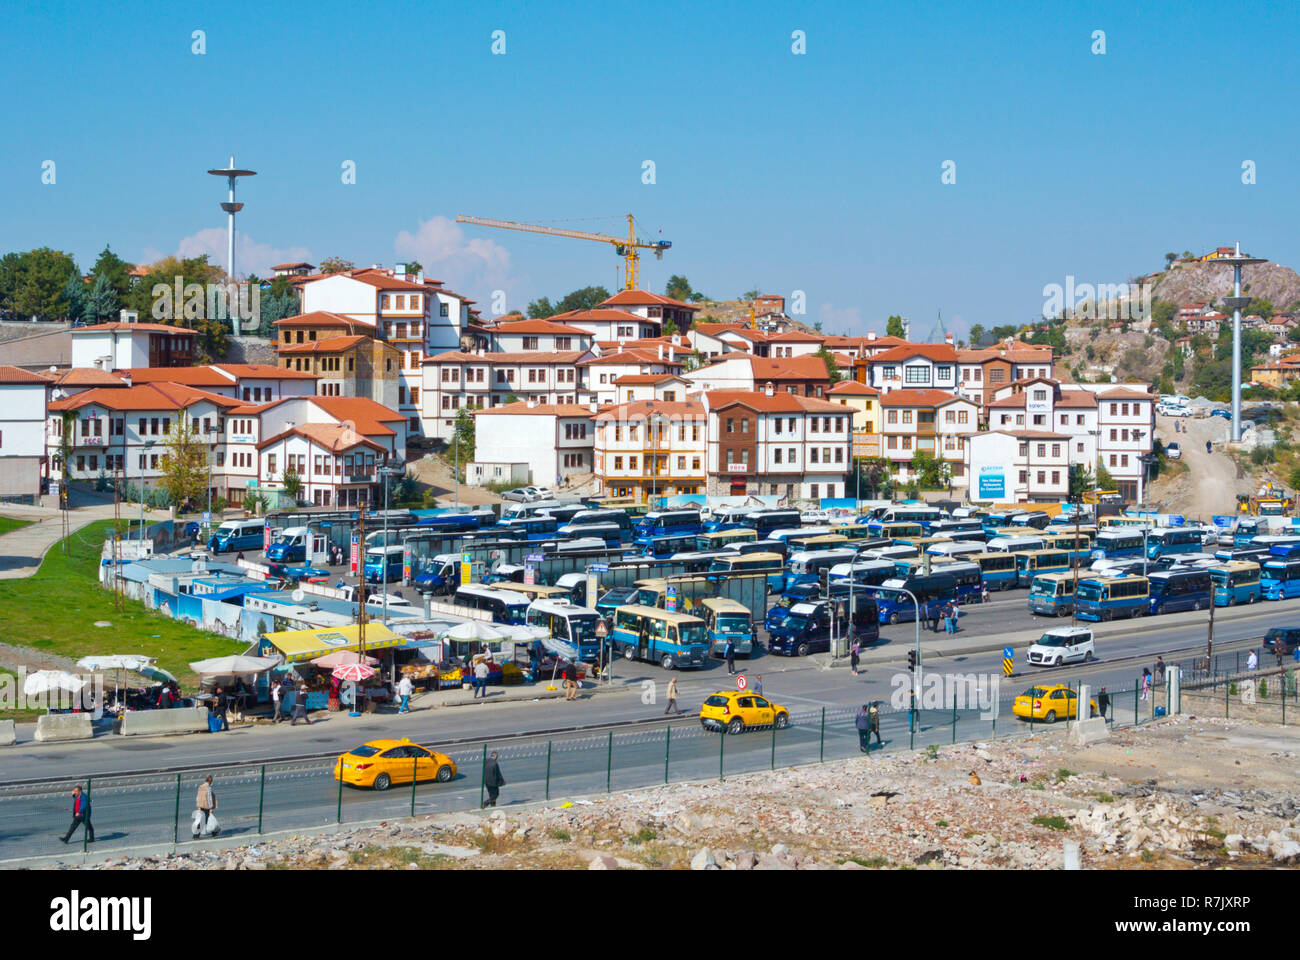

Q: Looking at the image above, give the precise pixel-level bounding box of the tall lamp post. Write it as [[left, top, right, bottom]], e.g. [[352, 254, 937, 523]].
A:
[[848, 550, 923, 693], [377, 460, 405, 627], [1214, 244, 1268, 443]]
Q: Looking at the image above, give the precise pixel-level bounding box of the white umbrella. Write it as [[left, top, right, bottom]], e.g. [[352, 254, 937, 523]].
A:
[[442, 621, 508, 642], [188, 655, 279, 677], [76, 655, 156, 709], [496, 624, 549, 642], [23, 670, 87, 713]]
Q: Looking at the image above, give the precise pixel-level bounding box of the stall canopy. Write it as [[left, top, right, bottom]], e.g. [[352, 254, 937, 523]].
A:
[[261, 624, 404, 663]]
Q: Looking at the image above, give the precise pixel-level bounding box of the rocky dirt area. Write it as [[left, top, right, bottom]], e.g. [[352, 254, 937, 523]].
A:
[[50, 717, 1300, 871], [404, 452, 598, 508]]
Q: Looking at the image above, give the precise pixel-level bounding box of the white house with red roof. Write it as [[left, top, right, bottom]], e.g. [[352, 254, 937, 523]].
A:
[[592, 399, 707, 500], [0, 365, 52, 501], [579, 346, 685, 406], [116, 364, 318, 404], [966, 430, 1071, 502], [70, 319, 197, 371], [484, 317, 593, 354], [683, 354, 831, 399], [546, 307, 660, 342], [471, 402, 597, 489], [594, 290, 700, 331], [877, 388, 980, 490]]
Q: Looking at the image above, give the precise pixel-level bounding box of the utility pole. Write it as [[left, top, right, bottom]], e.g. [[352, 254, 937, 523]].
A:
[[1071, 494, 1081, 628]]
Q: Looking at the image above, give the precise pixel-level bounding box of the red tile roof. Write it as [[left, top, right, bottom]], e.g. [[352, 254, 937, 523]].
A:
[[272, 311, 369, 329], [597, 290, 700, 311], [828, 380, 879, 396], [345, 268, 430, 291], [257, 424, 385, 453], [71, 322, 196, 335], [117, 367, 232, 388], [579, 349, 682, 367], [864, 344, 959, 364], [1097, 388, 1155, 401], [48, 368, 127, 387], [877, 389, 966, 407], [593, 400, 704, 420], [277, 335, 371, 355], [703, 390, 845, 414], [0, 365, 51, 385], [271, 262, 314, 270], [48, 382, 241, 413], [548, 308, 650, 324], [308, 396, 407, 434], [211, 363, 319, 380], [489, 318, 590, 336], [612, 374, 687, 386]]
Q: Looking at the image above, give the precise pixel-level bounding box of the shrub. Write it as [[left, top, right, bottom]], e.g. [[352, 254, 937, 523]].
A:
[[1031, 815, 1069, 831]]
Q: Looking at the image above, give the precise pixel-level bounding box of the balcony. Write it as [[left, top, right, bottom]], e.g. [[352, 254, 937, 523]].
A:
[[346, 473, 375, 483]]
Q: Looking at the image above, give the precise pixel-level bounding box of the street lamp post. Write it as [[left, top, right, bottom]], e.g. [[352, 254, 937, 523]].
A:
[[377, 460, 405, 628], [850, 550, 922, 694]]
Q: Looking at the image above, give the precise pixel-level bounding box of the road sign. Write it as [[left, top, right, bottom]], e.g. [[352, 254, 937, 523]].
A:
[[665, 585, 678, 613], [202, 511, 210, 524], [589, 563, 609, 573], [263, 520, 272, 551], [350, 536, 360, 574], [321, 521, 332, 529], [524, 564, 536, 585], [1002, 645, 1014, 676], [461, 553, 471, 563], [1212, 515, 1234, 528], [1002, 645, 1013, 659], [736, 674, 748, 690], [461, 561, 472, 585], [527, 554, 544, 563]]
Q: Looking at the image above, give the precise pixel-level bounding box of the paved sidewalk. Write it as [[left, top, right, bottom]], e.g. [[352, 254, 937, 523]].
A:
[[0, 501, 172, 580]]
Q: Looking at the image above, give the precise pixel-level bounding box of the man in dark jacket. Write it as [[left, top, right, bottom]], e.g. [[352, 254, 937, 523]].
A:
[[213, 685, 229, 731], [1097, 686, 1111, 721], [60, 785, 94, 844], [724, 639, 736, 675], [482, 753, 506, 808], [854, 704, 870, 752]]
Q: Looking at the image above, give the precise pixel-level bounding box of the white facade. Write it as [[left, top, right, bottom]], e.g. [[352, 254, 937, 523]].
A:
[[473, 404, 595, 486], [965, 431, 1070, 503], [0, 372, 49, 499]]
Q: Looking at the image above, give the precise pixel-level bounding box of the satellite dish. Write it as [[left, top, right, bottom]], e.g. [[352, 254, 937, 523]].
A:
[[292, 589, 305, 603]]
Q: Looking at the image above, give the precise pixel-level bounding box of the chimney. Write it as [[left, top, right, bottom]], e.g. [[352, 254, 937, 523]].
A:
[[658, 344, 664, 360], [765, 381, 775, 397], [669, 346, 675, 362], [527, 398, 538, 409], [945, 332, 954, 345], [867, 330, 876, 341], [672, 334, 681, 346], [371, 263, 381, 270], [395, 263, 407, 279], [122, 372, 132, 388]]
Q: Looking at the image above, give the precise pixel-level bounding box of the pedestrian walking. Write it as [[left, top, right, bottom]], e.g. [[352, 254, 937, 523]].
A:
[[482, 752, 506, 808], [290, 684, 311, 725], [1097, 685, 1110, 720], [474, 659, 489, 699], [753, 675, 763, 697], [397, 674, 413, 714], [724, 639, 736, 675], [926, 601, 940, 633], [1205, 440, 1212, 455], [193, 775, 218, 839], [271, 678, 283, 723], [854, 704, 871, 752], [1154, 655, 1166, 686], [981, 584, 990, 604], [943, 602, 955, 634], [664, 675, 684, 715], [59, 785, 94, 845], [950, 600, 961, 633], [212, 685, 229, 731], [850, 642, 860, 676], [868, 701, 882, 749], [1277, 644, 1286, 668], [1247, 649, 1259, 671], [1140, 668, 1152, 701]]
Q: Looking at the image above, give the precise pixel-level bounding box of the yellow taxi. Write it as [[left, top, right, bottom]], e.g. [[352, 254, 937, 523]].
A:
[[699, 690, 791, 734], [333, 738, 457, 790], [1012, 684, 1098, 723]]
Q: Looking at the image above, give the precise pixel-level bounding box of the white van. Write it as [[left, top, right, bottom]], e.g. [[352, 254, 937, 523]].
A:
[[1026, 627, 1095, 666], [926, 541, 985, 558]]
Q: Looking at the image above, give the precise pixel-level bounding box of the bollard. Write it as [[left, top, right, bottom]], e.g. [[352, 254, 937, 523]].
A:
[[337, 767, 343, 823], [819, 707, 825, 763], [410, 757, 417, 818], [1225, 678, 1229, 720], [951, 699, 958, 744], [606, 730, 613, 793], [545, 741, 553, 800], [664, 727, 670, 784], [719, 721, 725, 780], [771, 716, 777, 770], [85, 777, 92, 854], [258, 765, 265, 834], [173, 774, 181, 847], [479, 745, 487, 809]]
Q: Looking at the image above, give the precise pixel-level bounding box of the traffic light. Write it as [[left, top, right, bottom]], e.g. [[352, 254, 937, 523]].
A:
[[907, 650, 917, 672]]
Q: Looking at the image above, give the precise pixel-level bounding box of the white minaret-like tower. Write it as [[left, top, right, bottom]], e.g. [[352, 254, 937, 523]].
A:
[[206, 156, 257, 333], [1215, 243, 1267, 443]]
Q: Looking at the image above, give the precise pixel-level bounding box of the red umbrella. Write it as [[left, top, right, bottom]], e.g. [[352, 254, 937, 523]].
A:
[[313, 651, 379, 669], [331, 663, 377, 683]]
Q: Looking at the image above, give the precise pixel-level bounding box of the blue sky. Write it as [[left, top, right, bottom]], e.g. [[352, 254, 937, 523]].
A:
[[4, 0, 1298, 337]]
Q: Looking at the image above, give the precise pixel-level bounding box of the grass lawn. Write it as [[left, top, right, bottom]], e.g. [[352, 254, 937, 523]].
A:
[[0, 516, 33, 537], [0, 519, 245, 692], [0, 668, 44, 723]]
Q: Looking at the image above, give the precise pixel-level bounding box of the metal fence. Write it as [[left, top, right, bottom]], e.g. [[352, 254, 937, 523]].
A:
[[0, 676, 1171, 864]]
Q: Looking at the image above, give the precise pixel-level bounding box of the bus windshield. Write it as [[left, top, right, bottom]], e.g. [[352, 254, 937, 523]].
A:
[[1075, 582, 1103, 602], [569, 615, 600, 643], [677, 622, 708, 646], [716, 614, 750, 633], [1029, 577, 1060, 597]]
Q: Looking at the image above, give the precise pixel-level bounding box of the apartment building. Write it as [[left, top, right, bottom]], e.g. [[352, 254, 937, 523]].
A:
[[472, 402, 597, 489], [702, 389, 850, 501], [0, 365, 51, 501], [70, 321, 197, 371], [966, 430, 1071, 502], [277, 335, 403, 411], [827, 379, 881, 459], [547, 308, 660, 342], [855, 341, 1054, 412], [610, 374, 691, 404], [984, 379, 1155, 501], [421, 350, 590, 439], [877, 389, 980, 489], [580, 348, 684, 406], [592, 399, 706, 501], [117, 364, 318, 404], [683, 354, 831, 399], [482, 318, 593, 354]]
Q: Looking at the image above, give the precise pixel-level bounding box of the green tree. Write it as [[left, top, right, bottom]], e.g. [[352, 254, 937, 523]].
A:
[[451, 407, 476, 466], [910, 450, 950, 489], [405, 260, 423, 275], [742, 288, 761, 300], [62, 274, 88, 324], [885, 314, 906, 338], [1068, 463, 1094, 499], [527, 296, 555, 319], [281, 465, 303, 502], [1247, 298, 1275, 320], [0, 248, 80, 320], [968, 323, 986, 344], [88, 245, 133, 302], [82, 273, 119, 324], [855, 457, 891, 499], [991, 324, 1020, 340], [665, 275, 694, 302], [1164, 252, 1178, 269], [555, 286, 610, 314], [814, 346, 843, 384], [125, 254, 228, 360], [257, 277, 301, 335], [319, 256, 353, 274], [1095, 461, 1115, 490], [157, 410, 209, 508]]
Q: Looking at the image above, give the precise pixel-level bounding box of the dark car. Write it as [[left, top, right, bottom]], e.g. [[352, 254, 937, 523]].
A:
[[1263, 627, 1300, 656], [595, 585, 639, 621], [1210, 409, 1231, 420], [767, 598, 879, 657]]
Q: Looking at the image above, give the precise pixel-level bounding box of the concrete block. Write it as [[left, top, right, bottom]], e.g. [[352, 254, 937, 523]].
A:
[[119, 706, 209, 738], [1067, 716, 1110, 747], [34, 713, 93, 742], [0, 720, 14, 745]]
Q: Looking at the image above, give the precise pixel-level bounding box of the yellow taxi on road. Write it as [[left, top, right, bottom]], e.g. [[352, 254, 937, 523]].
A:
[[333, 738, 457, 790], [1012, 684, 1098, 723], [699, 690, 791, 734]]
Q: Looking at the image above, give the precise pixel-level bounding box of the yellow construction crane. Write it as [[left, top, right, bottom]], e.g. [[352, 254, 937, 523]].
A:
[[455, 214, 671, 291]]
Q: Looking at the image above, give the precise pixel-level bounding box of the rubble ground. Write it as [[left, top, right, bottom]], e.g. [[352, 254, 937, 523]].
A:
[[55, 717, 1300, 871]]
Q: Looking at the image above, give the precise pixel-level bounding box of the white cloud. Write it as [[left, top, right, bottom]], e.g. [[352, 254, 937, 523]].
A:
[[169, 228, 312, 278], [393, 216, 513, 294], [817, 301, 865, 334]]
